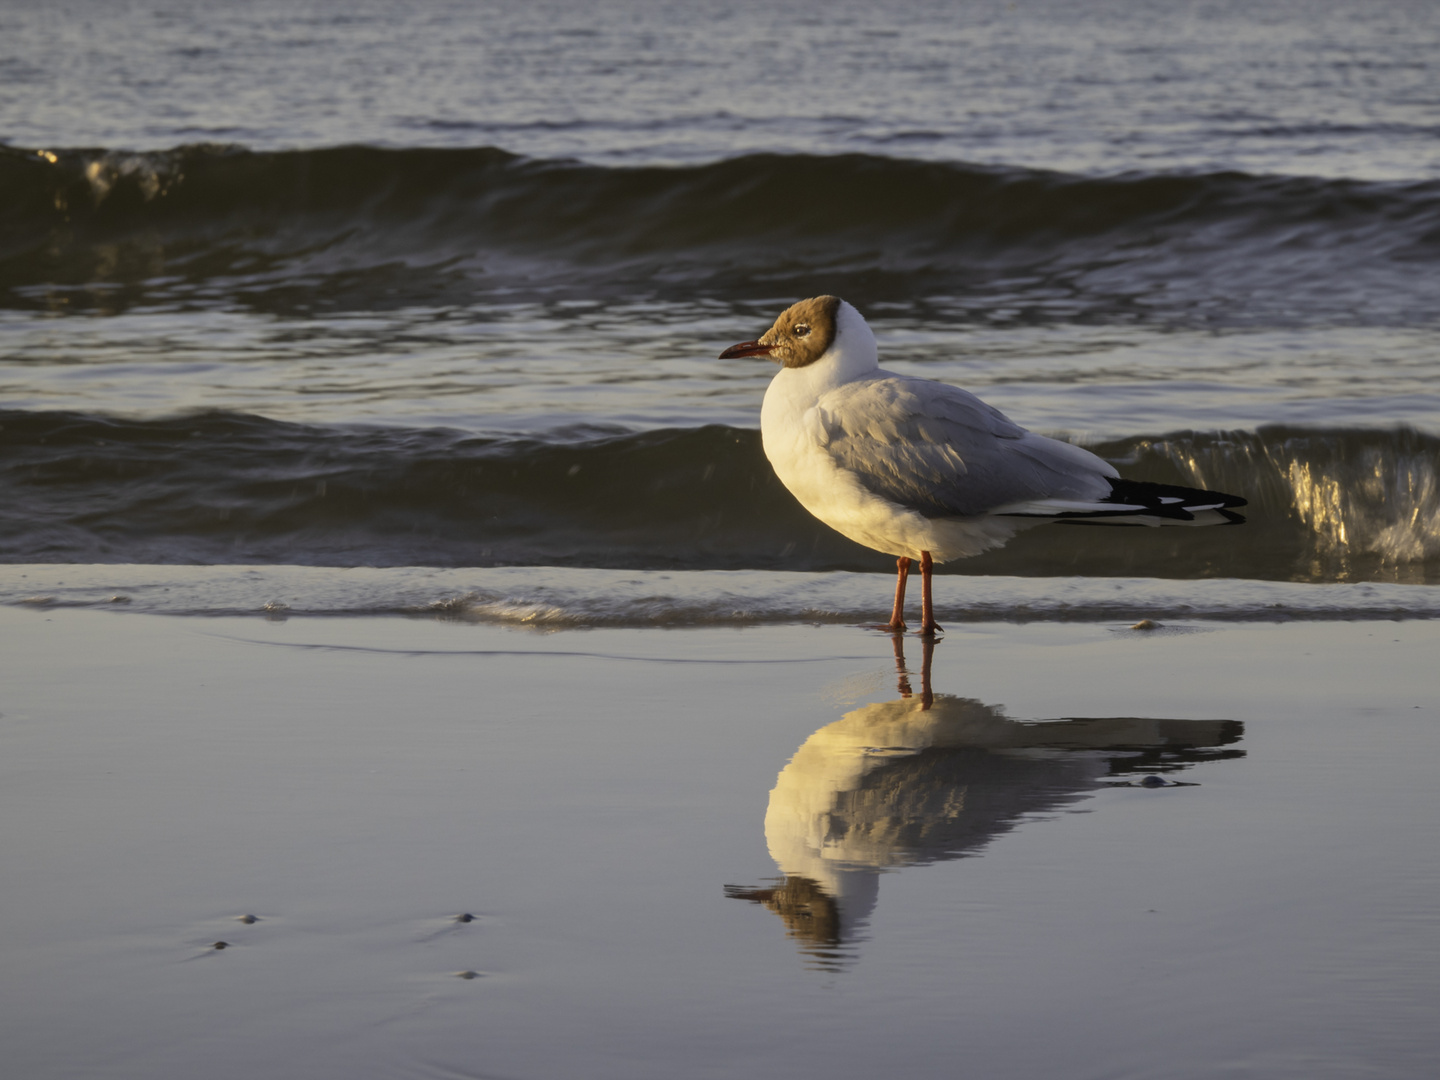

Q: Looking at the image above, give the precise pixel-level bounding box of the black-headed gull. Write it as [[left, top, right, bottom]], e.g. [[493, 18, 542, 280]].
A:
[[720, 296, 1246, 635]]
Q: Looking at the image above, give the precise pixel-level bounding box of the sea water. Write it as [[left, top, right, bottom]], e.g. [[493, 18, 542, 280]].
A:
[[2, 0, 1439, 594]]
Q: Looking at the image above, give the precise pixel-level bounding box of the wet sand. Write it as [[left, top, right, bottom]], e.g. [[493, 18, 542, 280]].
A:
[[2, 605, 1437, 1079]]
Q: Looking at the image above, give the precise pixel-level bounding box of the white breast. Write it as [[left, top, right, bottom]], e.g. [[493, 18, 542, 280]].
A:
[[759, 318, 1032, 563]]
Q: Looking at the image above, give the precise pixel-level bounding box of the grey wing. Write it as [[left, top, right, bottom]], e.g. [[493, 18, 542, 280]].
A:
[[812, 376, 1117, 517]]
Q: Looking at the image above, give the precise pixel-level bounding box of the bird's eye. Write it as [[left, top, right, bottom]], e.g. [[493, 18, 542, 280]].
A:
[[794, 323, 810, 337]]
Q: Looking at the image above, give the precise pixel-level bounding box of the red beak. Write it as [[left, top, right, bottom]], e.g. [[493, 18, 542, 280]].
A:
[[718, 339, 775, 360]]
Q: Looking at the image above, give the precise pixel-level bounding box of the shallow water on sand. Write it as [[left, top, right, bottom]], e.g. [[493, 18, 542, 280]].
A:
[[2, 609, 1438, 1080]]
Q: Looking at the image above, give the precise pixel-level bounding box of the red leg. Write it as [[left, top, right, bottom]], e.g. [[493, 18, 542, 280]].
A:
[[919, 550, 943, 637], [887, 556, 911, 632]]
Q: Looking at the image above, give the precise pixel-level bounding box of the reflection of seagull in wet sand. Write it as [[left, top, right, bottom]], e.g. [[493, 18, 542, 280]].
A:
[[721, 297, 1247, 634], [726, 641, 1243, 968]]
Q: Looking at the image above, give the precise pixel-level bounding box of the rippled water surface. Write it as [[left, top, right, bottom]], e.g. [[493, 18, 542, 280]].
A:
[[6, 0, 1439, 178], [2, 0, 1438, 585]]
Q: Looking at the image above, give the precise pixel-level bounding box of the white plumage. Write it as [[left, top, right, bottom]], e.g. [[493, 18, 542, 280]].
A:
[[720, 296, 1245, 634]]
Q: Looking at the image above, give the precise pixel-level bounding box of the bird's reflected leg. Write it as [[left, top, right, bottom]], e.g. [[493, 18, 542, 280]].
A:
[[919, 550, 944, 637], [892, 632, 913, 698], [892, 624, 934, 706], [918, 632, 935, 709], [886, 556, 911, 632]]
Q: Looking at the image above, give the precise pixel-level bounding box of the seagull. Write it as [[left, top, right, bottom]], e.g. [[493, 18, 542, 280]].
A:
[[720, 296, 1246, 636]]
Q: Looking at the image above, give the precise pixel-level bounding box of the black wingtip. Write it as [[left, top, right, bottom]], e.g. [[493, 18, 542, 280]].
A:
[[1104, 477, 1248, 516]]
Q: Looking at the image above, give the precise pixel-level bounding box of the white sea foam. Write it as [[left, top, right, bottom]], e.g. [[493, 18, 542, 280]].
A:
[[2, 565, 1437, 625]]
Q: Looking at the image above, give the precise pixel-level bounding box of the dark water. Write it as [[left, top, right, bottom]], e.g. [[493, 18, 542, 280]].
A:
[[3, 410, 1437, 583], [5, 144, 1439, 322], [2, 0, 1438, 591]]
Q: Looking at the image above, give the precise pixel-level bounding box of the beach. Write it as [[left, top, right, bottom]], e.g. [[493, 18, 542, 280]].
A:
[[3, 593, 1437, 1079], [4, 2, 1439, 1076]]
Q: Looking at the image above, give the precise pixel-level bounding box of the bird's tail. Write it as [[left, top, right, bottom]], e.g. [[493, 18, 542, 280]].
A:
[[996, 478, 1247, 526]]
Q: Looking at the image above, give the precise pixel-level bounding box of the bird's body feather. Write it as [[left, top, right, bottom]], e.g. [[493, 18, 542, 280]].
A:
[[722, 295, 1244, 632], [751, 299, 1243, 564], [813, 375, 1117, 517]]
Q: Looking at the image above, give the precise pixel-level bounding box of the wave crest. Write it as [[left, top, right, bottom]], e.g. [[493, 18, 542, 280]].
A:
[[4, 144, 1438, 321], [2, 410, 1436, 583]]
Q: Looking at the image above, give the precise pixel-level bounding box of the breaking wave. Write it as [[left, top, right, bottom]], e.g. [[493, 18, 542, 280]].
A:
[[3, 410, 1436, 583], [4, 143, 1438, 323]]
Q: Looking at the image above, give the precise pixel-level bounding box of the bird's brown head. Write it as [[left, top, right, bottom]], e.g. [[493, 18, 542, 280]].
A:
[[718, 295, 842, 369]]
